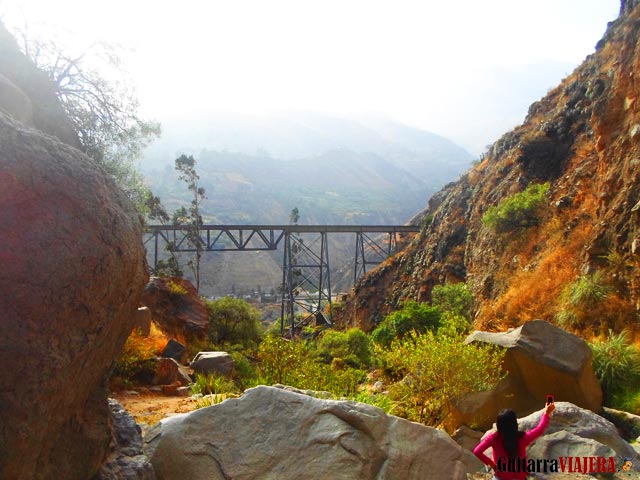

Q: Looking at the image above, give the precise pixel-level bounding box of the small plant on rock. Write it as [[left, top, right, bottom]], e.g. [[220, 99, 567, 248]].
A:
[[482, 183, 550, 233]]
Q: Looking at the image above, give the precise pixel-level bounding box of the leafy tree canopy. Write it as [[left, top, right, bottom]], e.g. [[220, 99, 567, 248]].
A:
[[206, 297, 263, 349]]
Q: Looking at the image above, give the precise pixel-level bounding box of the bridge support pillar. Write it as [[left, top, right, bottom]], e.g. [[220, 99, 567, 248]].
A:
[[280, 231, 332, 337], [354, 231, 398, 284]]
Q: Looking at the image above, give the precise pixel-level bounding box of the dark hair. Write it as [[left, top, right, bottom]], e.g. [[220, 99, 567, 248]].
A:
[[497, 409, 525, 458]]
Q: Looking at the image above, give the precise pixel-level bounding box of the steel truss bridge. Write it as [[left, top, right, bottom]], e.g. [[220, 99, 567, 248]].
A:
[[144, 224, 420, 336]]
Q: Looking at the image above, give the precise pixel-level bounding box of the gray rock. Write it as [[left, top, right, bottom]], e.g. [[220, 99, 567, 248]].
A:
[[459, 320, 602, 429], [602, 406, 640, 441], [95, 399, 155, 480], [144, 385, 482, 480], [191, 351, 234, 378], [452, 425, 484, 452], [161, 338, 186, 364]]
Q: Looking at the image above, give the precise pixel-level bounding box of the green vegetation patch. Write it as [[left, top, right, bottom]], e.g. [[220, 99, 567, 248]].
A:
[[590, 330, 640, 411], [482, 182, 550, 233]]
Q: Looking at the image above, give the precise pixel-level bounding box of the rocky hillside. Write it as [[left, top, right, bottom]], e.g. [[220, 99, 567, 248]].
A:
[[336, 0, 640, 336]]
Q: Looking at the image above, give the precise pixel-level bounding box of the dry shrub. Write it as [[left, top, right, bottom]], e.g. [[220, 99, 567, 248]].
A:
[[482, 216, 593, 327], [113, 323, 169, 383]]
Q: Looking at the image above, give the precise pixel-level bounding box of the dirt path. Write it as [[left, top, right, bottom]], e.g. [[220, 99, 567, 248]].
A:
[[113, 390, 198, 434]]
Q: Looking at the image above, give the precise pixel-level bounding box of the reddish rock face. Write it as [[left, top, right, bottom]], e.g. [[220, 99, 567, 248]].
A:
[[141, 276, 209, 340], [0, 111, 148, 479], [335, 4, 640, 333]]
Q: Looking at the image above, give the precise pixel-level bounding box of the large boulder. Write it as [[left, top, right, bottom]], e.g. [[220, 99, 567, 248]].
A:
[[191, 351, 235, 378], [0, 110, 148, 478], [144, 385, 482, 480], [141, 276, 209, 339], [458, 320, 602, 429]]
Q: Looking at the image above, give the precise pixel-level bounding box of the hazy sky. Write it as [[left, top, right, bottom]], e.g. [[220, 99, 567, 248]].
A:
[[1, 0, 621, 153]]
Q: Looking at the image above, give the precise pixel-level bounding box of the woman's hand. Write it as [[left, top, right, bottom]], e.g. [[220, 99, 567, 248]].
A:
[[545, 402, 555, 415]]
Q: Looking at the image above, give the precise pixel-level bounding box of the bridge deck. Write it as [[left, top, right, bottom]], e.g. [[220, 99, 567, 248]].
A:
[[147, 224, 420, 233]]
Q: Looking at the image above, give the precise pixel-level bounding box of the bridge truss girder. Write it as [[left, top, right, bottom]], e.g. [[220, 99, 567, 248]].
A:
[[143, 224, 419, 336]]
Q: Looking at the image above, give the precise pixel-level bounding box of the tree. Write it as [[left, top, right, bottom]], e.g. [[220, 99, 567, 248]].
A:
[[371, 301, 442, 347], [206, 297, 262, 348], [173, 154, 206, 292], [431, 283, 474, 321], [290, 207, 300, 225], [15, 31, 160, 209]]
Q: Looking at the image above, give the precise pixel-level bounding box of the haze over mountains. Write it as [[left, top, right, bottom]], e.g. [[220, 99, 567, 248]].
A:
[[142, 112, 473, 295]]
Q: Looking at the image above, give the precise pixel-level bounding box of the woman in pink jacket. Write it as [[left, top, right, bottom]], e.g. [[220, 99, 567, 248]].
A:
[[473, 400, 555, 480]]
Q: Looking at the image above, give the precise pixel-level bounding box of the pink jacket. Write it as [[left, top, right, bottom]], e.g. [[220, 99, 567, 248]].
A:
[[473, 413, 550, 480]]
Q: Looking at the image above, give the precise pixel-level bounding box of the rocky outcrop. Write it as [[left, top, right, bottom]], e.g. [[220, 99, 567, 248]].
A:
[[141, 276, 209, 339], [95, 400, 155, 480], [0, 109, 148, 478], [334, 2, 640, 333], [454, 320, 602, 430], [144, 385, 482, 479], [0, 21, 78, 145]]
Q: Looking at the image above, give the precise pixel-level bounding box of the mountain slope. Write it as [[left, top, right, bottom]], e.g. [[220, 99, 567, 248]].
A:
[[336, 1, 640, 334]]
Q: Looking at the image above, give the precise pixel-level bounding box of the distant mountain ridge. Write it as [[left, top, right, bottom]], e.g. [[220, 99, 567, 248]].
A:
[[142, 111, 472, 167]]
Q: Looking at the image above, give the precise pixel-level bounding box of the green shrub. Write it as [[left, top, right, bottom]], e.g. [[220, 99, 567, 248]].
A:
[[610, 389, 640, 415], [230, 351, 259, 389], [166, 280, 188, 295], [376, 331, 505, 426], [255, 335, 366, 397], [437, 312, 473, 336], [314, 328, 372, 368], [190, 372, 238, 396], [206, 297, 263, 349], [590, 330, 640, 406], [371, 301, 441, 347], [432, 283, 474, 320], [349, 392, 398, 415], [192, 394, 224, 409], [482, 183, 550, 233], [564, 271, 612, 309], [556, 271, 613, 329], [370, 323, 396, 348]]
